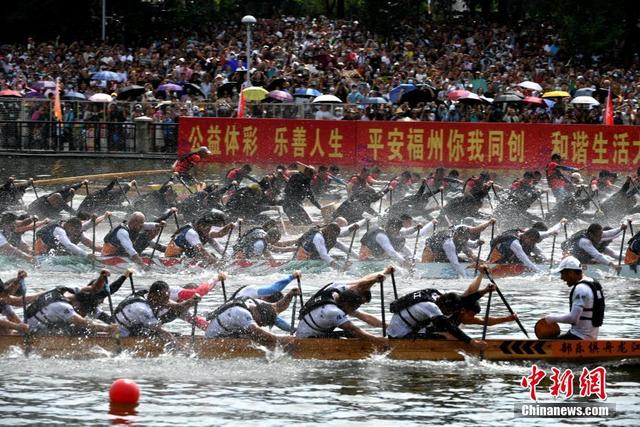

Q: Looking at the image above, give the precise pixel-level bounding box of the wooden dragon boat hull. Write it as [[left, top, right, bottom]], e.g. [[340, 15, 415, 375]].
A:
[[1, 335, 639, 362]]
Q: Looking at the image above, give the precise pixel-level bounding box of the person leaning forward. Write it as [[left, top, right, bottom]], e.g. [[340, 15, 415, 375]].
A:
[[295, 266, 394, 341], [542, 256, 605, 340]]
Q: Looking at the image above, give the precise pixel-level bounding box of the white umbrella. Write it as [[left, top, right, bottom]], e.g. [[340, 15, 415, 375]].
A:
[[89, 93, 113, 103], [312, 94, 342, 103], [518, 81, 543, 92], [571, 96, 600, 106]]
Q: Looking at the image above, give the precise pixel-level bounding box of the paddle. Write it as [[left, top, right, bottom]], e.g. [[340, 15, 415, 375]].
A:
[[20, 277, 31, 356], [191, 300, 198, 345], [484, 269, 529, 338], [149, 224, 165, 259], [491, 184, 502, 202], [116, 179, 132, 206], [474, 243, 484, 275], [412, 224, 422, 261], [108, 215, 113, 230], [629, 220, 635, 236], [129, 274, 136, 294], [379, 278, 387, 337], [389, 189, 393, 207], [173, 211, 180, 229], [296, 275, 305, 307], [31, 181, 39, 199], [221, 279, 228, 303], [344, 226, 358, 266], [177, 176, 194, 194], [220, 224, 236, 259], [390, 269, 398, 300], [84, 181, 90, 196], [104, 278, 123, 354], [31, 218, 37, 254], [481, 289, 493, 340], [91, 216, 96, 267], [424, 181, 452, 227], [545, 191, 550, 212], [564, 222, 568, 240], [538, 196, 545, 218], [289, 298, 297, 336], [617, 225, 627, 276], [549, 234, 557, 269]]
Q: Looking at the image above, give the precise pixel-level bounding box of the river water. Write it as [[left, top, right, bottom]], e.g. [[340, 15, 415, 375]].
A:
[[0, 158, 639, 426]]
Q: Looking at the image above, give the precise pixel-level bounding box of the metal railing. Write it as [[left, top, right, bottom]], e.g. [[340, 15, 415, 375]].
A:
[[0, 120, 142, 153], [0, 98, 353, 122]]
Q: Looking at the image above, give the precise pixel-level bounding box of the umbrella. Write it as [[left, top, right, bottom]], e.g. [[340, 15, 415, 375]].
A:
[[155, 101, 173, 109], [573, 87, 596, 98], [0, 89, 22, 97], [312, 94, 342, 104], [268, 90, 293, 102], [480, 95, 494, 104], [544, 99, 556, 109], [183, 83, 206, 98], [494, 92, 524, 103], [242, 87, 269, 102], [399, 89, 436, 107], [91, 71, 124, 82], [523, 96, 545, 106], [294, 88, 322, 98], [63, 91, 86, 100], [571, 96, 600, 106], [518, 81, 543, 92], [389, 84, 416, 104], [542, 91, 571, 98], [117, 85, 145, 100], [361, 97, 389, 105], [156, 83, 183, 93], [458, 92, 483, 104], [30, 81, 56, 91], [448, 89, 471, 101], [23, 90, 44, 99], [217, 82, 240, 98], [89, 93, 113, 103], [266, 78, 287, 91]]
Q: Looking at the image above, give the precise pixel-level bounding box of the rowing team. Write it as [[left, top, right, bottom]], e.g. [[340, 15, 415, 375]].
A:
[[0, 256, 603, 350], [3, 198, 639, 278]]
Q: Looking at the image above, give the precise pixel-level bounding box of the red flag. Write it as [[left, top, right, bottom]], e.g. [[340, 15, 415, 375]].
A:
[[604, 88, 613, 125], [237, 91, 246, 118], [53, 77, 63, 122]]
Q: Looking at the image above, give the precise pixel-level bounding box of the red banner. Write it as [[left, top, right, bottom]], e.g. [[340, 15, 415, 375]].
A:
[[178, 117, 640, 171]]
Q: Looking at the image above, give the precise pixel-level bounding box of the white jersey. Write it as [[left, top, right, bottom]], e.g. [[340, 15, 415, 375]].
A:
[[387, 300, 443, 338], [115, 300, 160, 336], [26, 301, 76, 333], [546, 278, 599, 339], [205, 304, 256, 338], [295, 282, 350, 338], [0, 231, 8, 246]]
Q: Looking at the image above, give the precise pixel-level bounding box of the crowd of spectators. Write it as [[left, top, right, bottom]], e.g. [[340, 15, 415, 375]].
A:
[[2, 14, 640, 126]]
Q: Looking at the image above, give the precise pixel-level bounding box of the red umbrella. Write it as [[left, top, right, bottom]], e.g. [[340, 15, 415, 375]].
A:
[[448, 89, 471, 101], [0, 89, 22, 98], [523, 96, 545, 106]]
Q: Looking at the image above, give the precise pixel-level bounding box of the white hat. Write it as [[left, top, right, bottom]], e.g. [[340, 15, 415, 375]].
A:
[[570, 172, 584, 184], [552, 256, 582, 273]]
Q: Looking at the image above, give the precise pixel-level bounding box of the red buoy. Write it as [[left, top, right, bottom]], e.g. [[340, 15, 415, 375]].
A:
[[109, 379, 140, 405]]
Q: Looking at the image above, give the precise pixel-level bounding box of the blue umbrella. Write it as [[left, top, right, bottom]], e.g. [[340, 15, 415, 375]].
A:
[[63, 91, 86, 100], [91, 71, 123, 82], [361, 97, 389, 105], [294, 88, 322, 98], [544, 99, 556, 109], [389, 84, 416, 104]]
